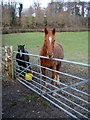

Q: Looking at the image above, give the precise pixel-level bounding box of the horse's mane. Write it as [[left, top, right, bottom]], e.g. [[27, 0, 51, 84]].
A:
[[57, 43, 64, 51]]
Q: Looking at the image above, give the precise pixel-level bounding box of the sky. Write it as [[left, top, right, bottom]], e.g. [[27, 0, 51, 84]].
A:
[[20, 0, 51, 8], [2, 0, 90, 9], [2, 0, 51, 8], [20, 0, 90, 9]]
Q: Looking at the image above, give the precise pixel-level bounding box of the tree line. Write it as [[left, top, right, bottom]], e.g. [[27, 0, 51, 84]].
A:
[[1, 0, 90, 31]]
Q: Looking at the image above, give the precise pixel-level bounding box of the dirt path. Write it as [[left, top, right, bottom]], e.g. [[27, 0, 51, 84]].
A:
[[2, 75, 70, 118]]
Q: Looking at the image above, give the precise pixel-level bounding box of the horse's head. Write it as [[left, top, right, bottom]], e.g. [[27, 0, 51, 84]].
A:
[[44, 28, 55, 58], [17, 45, 25, 57]]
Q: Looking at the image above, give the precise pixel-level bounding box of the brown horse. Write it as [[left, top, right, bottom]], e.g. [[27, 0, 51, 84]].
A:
[[40, 28, 64, 95]]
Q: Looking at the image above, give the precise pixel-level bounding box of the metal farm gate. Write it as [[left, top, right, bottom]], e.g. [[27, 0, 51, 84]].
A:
[[14, 51, 90, 119]]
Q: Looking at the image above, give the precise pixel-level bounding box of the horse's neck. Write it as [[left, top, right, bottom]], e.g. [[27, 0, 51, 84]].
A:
[[24, 49, 28, 53], [22, 50, 25, 53], [40, 44, 47, 56]]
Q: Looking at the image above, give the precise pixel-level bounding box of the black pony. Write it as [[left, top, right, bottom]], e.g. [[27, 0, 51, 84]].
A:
[[16, 45, 31, 78]]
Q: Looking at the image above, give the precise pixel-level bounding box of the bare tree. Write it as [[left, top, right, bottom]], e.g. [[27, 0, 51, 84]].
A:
[[18, 3, 23, 26], [21, 12, 30, 28], [32, 1, 44, 27]]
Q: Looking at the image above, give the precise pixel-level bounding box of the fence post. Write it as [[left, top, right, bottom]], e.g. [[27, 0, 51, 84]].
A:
[[13, 52, 16, 79], [39, 58, 42, 95]]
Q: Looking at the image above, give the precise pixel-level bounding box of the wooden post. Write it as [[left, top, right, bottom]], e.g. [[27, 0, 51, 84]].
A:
[[10, 46, 14, 79], [7, 46, 14, 79]]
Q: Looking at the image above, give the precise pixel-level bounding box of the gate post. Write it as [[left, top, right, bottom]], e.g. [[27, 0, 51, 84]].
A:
[[8, 46, 14, 79], [13, 51, 17, 79]]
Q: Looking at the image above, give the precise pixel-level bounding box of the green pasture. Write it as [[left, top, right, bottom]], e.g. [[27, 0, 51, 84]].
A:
[[2, 32, 88, 63]]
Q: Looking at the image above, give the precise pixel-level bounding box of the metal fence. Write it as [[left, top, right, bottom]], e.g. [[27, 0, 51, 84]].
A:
[[14, 51, 90, 119]]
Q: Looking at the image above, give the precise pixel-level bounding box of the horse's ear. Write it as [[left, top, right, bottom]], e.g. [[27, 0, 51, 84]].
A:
[[44, 28, 48, 35], [52, 28, 55, 35]]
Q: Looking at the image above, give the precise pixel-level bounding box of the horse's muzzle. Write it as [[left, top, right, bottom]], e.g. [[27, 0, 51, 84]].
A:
[[20, 52, 22, 57], [49, 55, 53, 58], [47, 51, 53, 58], [47, 54, 53, 58]]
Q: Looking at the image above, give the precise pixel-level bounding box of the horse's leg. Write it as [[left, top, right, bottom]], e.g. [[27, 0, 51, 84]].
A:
[[51, 66, 57, 96], [51, 69, 56, 86], [56, 62, 61, 85], [41, 68, 46, 93]]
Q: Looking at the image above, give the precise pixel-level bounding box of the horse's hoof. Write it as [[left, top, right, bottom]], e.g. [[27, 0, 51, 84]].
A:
[[43, 88, 46, 94], [52, 92, 57, 96], [57, 82, 60, 85], [43, 91, 46, 94]]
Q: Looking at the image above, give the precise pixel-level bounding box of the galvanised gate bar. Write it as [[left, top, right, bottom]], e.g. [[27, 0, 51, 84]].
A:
[[14, 51, 90, 119]]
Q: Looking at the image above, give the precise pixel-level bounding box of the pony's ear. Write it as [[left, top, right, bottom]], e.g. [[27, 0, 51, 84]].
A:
[[52, 28, 55, 35], [44, 28, 48, 35], [23, 45, 25, 47]]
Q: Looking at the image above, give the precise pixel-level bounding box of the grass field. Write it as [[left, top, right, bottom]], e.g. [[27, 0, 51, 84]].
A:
[[2, 32, 88, 63]]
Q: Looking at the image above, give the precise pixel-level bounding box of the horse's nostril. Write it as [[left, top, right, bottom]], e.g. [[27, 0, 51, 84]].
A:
[[49, 55, 52, 58]]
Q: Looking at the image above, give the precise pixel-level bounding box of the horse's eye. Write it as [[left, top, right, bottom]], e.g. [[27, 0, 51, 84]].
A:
[[54, 40, 55, 42], [45, 40, 46, 42]]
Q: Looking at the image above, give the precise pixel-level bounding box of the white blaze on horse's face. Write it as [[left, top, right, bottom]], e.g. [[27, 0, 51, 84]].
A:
[[49, 36, 52, 45], [44, 28, 56, 58], [46, 36, 53, 58], [46, 36, 54, 58]]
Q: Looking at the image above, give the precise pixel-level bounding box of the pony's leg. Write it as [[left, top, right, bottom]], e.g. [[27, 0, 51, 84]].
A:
[[19, 66, 23, 78], [41, 68, 46, 93], [23, 64, 26, 78]]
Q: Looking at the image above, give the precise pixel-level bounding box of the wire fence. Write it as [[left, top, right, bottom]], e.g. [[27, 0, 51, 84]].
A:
[[14, 51, 90, 119]]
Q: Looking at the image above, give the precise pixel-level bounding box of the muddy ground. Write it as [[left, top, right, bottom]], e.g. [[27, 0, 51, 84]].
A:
[[2, 63, 89, 119], [2, 74, 71, 119]]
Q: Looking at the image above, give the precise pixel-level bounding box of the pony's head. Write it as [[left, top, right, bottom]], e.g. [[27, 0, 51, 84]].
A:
[[44, 28, 55, 58], [17, 45, 25, 57]]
